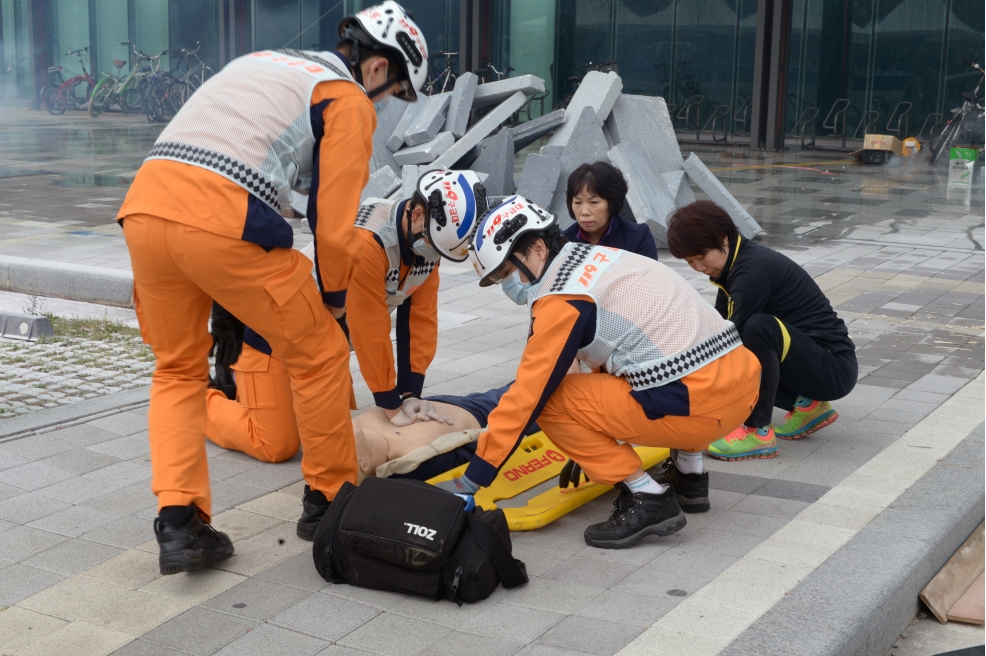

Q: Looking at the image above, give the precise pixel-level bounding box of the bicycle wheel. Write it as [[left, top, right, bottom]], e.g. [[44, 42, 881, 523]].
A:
[[169, 80, 193, 114], [929, 121, 957, 165], [122, 79, 146, 114], [88, 78, 114, 117], [41, 86, 67, 115], [73, 80, 95, 111]]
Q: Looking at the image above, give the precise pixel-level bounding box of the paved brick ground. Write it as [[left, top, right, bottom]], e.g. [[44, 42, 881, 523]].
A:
[[0, 107, 983, 655]]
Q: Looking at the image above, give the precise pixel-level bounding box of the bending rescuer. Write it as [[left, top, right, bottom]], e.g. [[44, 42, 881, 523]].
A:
[[115, 2, 430, 574], [435, 197, 762, 549]]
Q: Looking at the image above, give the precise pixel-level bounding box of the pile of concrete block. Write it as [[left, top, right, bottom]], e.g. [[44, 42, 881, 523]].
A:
[[514, 70, 762, 245]]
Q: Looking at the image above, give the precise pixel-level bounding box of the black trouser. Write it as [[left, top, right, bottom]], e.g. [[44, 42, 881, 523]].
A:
[[741, 314, 857, 428]]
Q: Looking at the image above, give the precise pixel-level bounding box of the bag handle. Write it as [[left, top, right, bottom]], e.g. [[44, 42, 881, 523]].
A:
[[464, 513, 528, 589]]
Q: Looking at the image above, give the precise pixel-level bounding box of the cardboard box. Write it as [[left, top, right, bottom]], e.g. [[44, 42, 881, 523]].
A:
[[948, 147, 978, 185], [863, 134, 903, 154]]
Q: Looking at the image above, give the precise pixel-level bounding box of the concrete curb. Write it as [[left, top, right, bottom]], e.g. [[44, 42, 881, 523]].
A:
[[0, 255, 134, 307], [0, 386, 149, 443], [720, 424, 986, 656]]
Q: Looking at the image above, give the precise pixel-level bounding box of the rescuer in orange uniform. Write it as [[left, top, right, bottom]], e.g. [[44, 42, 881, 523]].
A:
[[435, 197, 762, 549], [203, 169, 488, 463], [116, 2, 430, 574]]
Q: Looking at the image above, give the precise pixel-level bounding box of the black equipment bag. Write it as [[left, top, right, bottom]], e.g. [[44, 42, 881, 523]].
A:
[[313, 477, 528, 604]]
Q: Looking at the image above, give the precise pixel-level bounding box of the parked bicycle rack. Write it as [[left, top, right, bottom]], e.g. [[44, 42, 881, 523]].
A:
[[793, 106, 819, 149], [852, 110, 880, 141], [917, 112, 943, 141], [821, 98, 851, 148], [885, 101, 912, 139], [676, 94, 704, 138], [733, 97, 753, 134], [703, 104, 731, 143]]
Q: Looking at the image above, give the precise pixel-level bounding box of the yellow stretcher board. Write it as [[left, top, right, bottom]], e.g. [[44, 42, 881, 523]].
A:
[[428, 431, 669, 531]]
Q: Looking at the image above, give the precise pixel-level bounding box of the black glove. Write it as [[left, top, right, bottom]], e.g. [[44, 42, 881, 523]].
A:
[[209, 302, 245, 369], [559, 459, 587, 489], [335, 312, 350, 342]]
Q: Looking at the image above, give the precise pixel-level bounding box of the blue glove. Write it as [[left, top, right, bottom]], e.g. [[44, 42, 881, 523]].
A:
[[456, 494, 477, 512]]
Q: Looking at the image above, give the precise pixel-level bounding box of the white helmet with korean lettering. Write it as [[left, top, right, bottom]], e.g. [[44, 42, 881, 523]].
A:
[[417, 169, 489, 262], [339, 1, 428, 101], [469, 196, 557, 287]]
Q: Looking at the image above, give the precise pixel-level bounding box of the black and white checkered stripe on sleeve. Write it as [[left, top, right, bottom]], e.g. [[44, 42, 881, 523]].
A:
[[624, 324, 743, 390], [548, 244, 593, 293], [147, 142, 280, 208], [355, 204, 377, 227]]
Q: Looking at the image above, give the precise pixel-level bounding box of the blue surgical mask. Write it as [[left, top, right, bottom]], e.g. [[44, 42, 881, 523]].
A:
[[411, 237, 440, 261], [501, 270, 531, 305]]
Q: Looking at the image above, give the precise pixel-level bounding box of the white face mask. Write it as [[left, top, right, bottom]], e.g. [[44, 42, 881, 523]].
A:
[[501, 270, 531, 305], [411, 237, 440, 261]]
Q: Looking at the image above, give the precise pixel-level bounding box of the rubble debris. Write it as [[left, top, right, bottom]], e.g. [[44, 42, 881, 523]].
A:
[[433, 91, 528, 169], [606, 94, 682, 174], [404, 93, 451, 147], [394, 131, 455, 166], [387, 98, 423, 152], [515, 154, 562, 209], [609, 143, 676, 245], [509, 109, 565, 152], [360, 165, 402, 201], [548, 107, 611, 225], [471, 75, 545, 109], [547, 71, 622, 148], [471, 129, 515, 197], [396, 164, 420, 199], [682, 153, 763, 239], [446, 73, 478, 139]]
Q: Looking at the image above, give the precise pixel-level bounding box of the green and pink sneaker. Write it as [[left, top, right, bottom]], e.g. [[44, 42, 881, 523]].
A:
[[775, 398, 839, 440], [706, 425, 778, 461]]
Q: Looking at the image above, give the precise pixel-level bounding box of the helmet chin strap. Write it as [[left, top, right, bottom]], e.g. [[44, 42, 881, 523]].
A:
[[508, 253, 544, 284], [366, 76, 402, 101]]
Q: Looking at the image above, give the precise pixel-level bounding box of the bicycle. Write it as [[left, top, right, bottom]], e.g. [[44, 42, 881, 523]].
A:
[[475, 62, 514, 84], [553, 60, 618, 110], [167, 42, 213, 114], [88, 41, 152, 117], [929, 60, 985, 164], [141, 50, 172, 122], [40, 48, 96, 115], [423, 51, 457, 95]]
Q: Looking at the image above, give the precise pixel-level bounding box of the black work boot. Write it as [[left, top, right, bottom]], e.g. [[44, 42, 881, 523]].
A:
[[209, 362, 237, 400], [297, 485, 330, 541], [154, 506, 234, 575], [653, 452, 710, 513], [583, 483, 686, 549]]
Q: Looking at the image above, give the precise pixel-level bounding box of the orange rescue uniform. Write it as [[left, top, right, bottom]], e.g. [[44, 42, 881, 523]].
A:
[[465, 293, 762, 487], [348, 218, 440, 410], [118, 77, 375, 517]]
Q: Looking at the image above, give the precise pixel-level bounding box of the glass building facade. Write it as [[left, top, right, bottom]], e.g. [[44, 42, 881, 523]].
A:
[[2, 0, 982, 141]]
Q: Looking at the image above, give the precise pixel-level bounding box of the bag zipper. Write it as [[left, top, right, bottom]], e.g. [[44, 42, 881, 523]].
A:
[[323, 488, 356, 583], [449, 539, 472, 607]]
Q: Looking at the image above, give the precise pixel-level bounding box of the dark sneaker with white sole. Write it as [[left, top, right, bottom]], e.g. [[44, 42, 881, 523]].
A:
[[653, 454, 710, 513], [297, 485, 330, 541], [154, 511, 234, 575], [583, 483, 686, 549]]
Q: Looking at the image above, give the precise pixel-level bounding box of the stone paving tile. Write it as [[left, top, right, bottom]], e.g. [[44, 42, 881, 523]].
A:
[[337, 611, 455, 655], [0, 562, 67, 605], [212, 622, 329, 655], [0, 524, 69, 562], [21, 536, 121, 575], [461, 601, 566, 643], [38, 447, 124, 475], [537, 615, 643, 655], [421, 630, 524, 656], [142, 607, 257, 656], [271, 592, 382, 642], [27, 504, 119, 537], [202, 577, 312, 622]]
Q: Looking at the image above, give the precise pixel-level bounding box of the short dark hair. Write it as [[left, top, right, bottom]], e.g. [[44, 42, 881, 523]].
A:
[[666, 201, 738, 259], [566, 161, 628, 219]]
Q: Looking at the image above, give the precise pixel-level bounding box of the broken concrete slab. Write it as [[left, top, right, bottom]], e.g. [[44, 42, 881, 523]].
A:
[[608, 143, 676, 245], [538, 145, 564, 160], [372, 98, 409, 175], [471, 129, 515, 197], [546, 71, 622, 148], [471, 74, 545, 109], [515, 153, 562, 210], [404, 93, 451, 147], [393, 132, 455, 166], [682, 152, 763, 238], [360, 166, 402, 202], [387, 98, 424, 152], [509, 109, 566, 151], [606, 94, 682, 174], [394, 164, 420, 199], [548, 106, 612, 226], [433, 91, 528, 169], [661, 170, 697, 208], [446, 72, 478, 138]]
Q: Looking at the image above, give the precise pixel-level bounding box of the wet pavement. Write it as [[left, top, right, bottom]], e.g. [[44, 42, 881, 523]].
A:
[[0, 107, 983, 656]]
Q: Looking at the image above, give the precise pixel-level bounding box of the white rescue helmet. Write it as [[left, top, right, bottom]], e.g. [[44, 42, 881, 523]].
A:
[[469, 196, 556, 287], [418, 169, 489, 262], [338, 1, 428, 102]]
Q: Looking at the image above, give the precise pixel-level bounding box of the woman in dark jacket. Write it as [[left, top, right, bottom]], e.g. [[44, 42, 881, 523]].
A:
[[560, 161, 659, 260], [665, 200, 857, 462]]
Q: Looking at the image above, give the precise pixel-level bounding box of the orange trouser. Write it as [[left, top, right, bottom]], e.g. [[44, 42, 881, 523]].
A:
[[205, 344, 300, 463], [540, 347, 761, 485], [123, 214, 356, 517]]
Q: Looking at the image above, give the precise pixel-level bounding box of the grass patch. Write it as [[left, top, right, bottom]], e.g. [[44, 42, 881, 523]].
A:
[[42, 315, 142, 341]]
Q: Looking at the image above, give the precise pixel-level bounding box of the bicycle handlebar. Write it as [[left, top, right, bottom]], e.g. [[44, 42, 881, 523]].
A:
[[961, 60, 984, 72], [64, 47, 89, 57]]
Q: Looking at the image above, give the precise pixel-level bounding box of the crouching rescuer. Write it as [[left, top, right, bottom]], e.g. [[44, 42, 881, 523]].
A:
[[435, 197, 762, 549], [115, 2, 429, 573]]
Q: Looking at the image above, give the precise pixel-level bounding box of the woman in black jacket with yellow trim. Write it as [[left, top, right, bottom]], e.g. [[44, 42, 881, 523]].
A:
[[666, 201, 857, 461]]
